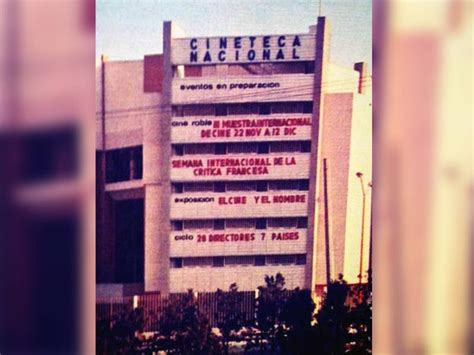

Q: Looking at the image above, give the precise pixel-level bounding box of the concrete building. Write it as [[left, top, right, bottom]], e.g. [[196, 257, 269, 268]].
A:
[[96, 17, 372, 295]]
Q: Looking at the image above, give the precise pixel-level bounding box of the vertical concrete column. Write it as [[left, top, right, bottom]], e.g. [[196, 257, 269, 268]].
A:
[[143, 21, 173, 292], [354, 62, 368, 94], [305, 17, 331, 290]]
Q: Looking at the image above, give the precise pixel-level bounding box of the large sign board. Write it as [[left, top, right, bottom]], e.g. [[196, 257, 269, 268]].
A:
[[171, 153, 310, 181], [172, 75, 314, 104], [170, 191, 308, 219], [171, 34, 316, 65], [171, 114, 312, 143], [170, 228, 307, 257]]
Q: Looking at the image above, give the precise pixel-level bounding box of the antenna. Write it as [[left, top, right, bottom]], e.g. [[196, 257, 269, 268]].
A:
[[319, 0, 322, 16]]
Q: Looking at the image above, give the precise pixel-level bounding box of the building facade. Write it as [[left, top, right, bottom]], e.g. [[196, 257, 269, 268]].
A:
[[96, 17, 372, 295]]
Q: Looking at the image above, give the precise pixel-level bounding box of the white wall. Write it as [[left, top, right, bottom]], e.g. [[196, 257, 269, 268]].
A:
[[170, 265, 306, 292]]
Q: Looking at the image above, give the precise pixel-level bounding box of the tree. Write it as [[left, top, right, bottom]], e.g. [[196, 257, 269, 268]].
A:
[[215, 283, 245, 354], [313, 273, 372, 354], [255, 273, 287, 352], [159, 290, 222, 354], [281, 288, 316, 354], [314, 274, 351, 354]]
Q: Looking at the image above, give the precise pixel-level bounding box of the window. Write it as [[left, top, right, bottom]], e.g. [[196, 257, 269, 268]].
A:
[[106, 146, 142, 183], [270, 141, 301, 153], [173, 145, 184, 156], [255, 255, 266, 266], [268, 218, 297, 228], [173, 183, 184, 193], [304, 62, 315, 74], [258, 142, 269, 154], [228, 103, 259, 115], [184, 144, 214, 155], [296, 254, 307, 265], [171, 221, 183, 231], [226, 219, 256, 229], [297, 218, 308, 229], [183, 105, 215, 116], [303, 102, 313, 113], [224, 256, 254, 266], [214, 219, 225, 230], [215, 143, 227, 155], [170, 258, 183, 268], [184, 257, 213, 267], [269, 180, 300, 191], [271, 102, 302, 114], [226, 181, 256, 191], [173, 106, 184, 117], [183, 220, 213, 230], [301, 141, 311, 153], [183, 182, 214, 192], [267, 254, 296, 265], [256, 181, 268, 192], [299, 180, 310, 191], [213, 257, 224, 267], [215, 105, 228, 116], [259, 104, 271, 115], [184, 66, 202, 77], [214, 182, 226, 193], [256, 219, 267, 230], [227, 143, 258, 154]]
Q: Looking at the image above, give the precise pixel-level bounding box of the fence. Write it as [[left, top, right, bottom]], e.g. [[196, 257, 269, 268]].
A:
[[96, 291, 259, 332]]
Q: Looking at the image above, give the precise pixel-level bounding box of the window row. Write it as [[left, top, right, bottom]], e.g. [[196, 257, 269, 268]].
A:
[[172, 102, 313, 117], [170, 254, 307, 268], [172, 179, 309, 193], [174, 62, 315, 78], [173, 141, 311, 156], [171, 217, 308, 231]]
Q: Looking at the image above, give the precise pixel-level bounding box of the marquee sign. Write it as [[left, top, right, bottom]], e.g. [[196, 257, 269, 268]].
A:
[[171, 34, 316, 65], [170, 228, 307, 257], [171, 114, 312, 143], [172, 75, 314, 104], [171, 153, 310, 181], [170, 191, 309, 219]]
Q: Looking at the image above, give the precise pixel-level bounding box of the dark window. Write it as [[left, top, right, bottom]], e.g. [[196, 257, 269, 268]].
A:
[[170, 258, 183, 268], [214, 219, 225, 230], [214, 182, 226, 192], [297, 218, 308, 229], [114, 199, 144, 283], [173, 145, 184, 156], [256, 181, 268, 191], [215, 105, 228, 116], [303, 102, 313, 113], [254, 256, 266, 266], [296, 254, 307, 265], [305, 62, 315, 74], [256, 219, 267, 230], [215, 144, 227, 155], [213, 257, 224, 267], [173, 183, 184, 193], [258, 143, 269, 154], [299, 180, 310, 191], [172, 221, 183, 231], [301, 141, 311, 153], [21, 126, 78, 183], [173, 106, 184, 117], [106, 146, 143, 183], [259, 104, 271, 115]]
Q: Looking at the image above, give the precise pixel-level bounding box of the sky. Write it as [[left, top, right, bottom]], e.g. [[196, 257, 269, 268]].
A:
[[96, 0, 371, 69]]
